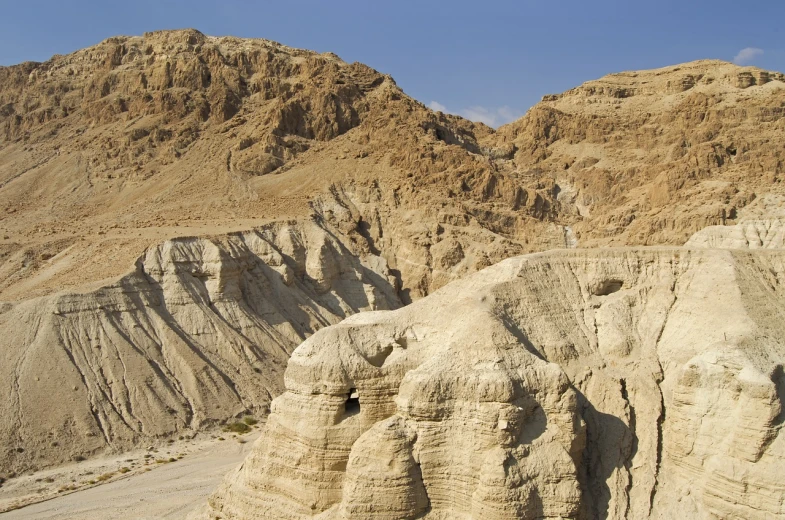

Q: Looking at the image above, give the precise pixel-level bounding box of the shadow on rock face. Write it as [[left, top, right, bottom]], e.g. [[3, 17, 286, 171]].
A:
[[577, 389, 637, 520]]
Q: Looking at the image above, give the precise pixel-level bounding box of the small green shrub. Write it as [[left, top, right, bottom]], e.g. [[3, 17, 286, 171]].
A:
[[242, 416, 258, 426], [223, 422, 250, 434]]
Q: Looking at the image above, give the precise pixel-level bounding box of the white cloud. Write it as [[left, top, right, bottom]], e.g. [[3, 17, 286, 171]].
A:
[[496, 106, 519, 122], [426, 101, 523, 128], [427, 100, 448, 112], [459, 105, 523, 128], [460, 106, 499, 126], [733, 47, 764, 65]]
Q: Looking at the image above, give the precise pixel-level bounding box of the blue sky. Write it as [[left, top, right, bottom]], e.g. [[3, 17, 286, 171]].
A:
[[1, 0, 783, 127]]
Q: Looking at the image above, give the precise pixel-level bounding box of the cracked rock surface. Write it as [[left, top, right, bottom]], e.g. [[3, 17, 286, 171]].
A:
[[196, 248, 785, 519], [3, 29, 785, 513], [0, 220, 401, 474]]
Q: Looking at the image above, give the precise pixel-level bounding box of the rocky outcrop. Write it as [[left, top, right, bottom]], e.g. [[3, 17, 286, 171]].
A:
[[3, 33, 784, 304], [686, 219, 785, 249], [684, 195, 785, 249], [3, 31, 785, 488], [0, 220, 401, 474], [197, 248, 785, 519], [492, 60, 785, 247]]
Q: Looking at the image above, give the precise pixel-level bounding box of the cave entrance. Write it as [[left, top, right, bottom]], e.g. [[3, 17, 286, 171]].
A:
[[344, 388, 361, 418], [593, 279, 624, 296]]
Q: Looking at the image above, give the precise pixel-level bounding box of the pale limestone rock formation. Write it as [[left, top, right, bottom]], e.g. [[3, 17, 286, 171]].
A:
[[0, 220, 401, 473], [686, 218, 785, 249], [197, 248, 785, 519], [685, 196, 785, 249], [3, 30, 785, 503]]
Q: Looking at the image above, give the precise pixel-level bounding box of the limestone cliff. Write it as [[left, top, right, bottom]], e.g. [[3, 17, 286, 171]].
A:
[[3, 30, 785, 483], [0, 220, 401, 473], [2, 33, 784, 303], [492, 60, 785, 247], [197, 247, 785, 519]]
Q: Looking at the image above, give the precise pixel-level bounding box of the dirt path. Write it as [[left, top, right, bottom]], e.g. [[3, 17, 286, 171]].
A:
[[1, 433, 258, 520]]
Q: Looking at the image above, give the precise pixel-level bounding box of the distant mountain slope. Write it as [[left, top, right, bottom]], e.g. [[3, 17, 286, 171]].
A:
[[3, 31, 782, 303], [492, 60, 785, 245]]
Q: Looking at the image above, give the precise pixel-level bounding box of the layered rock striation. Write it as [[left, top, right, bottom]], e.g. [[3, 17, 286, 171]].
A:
[[0, 220, 401, 473], [2, 33, 785, 303], [3, 30, 785, 483], [198, 247, 785, 519]]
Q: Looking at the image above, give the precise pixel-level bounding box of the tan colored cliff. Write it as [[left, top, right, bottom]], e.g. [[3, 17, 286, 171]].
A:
[[2, 30, 785, 480], [196, 246, 785, 519], [2, 32, 784, 303], [0, 220, 401, 474], [492, 60, 785, 247]]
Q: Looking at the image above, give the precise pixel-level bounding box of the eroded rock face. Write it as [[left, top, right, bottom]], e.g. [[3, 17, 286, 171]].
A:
[[3, 35, 785, 305], [0, 220, 401, 473], [3, 31, 785, 494], [198, 248, 785, 519], [491, 60, 785, 248]]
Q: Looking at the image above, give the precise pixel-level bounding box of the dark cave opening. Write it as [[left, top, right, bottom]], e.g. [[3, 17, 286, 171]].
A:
[[344, 388, 361, 417]]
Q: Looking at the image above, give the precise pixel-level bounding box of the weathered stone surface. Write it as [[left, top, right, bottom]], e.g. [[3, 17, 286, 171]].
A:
[[196, 248, 785, 519], [3, 31, 785, 512], [2, 34, 784, 304], [0, 220, 401, 474]]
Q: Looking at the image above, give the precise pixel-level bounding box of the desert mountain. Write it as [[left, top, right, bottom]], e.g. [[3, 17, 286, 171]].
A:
[[1, 28, 784, 482], [493, 60, 785, 246]]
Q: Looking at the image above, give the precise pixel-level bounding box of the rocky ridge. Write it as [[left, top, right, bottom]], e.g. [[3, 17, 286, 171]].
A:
[[492, 60, 785, 246], [196, 246, 785, 519], [0, 220, 400, 474], [2, 29, 785, 482], [3, 33, 784, 304]]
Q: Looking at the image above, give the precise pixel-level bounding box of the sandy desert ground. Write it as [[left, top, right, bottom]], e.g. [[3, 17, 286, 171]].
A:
[[1, 431, 260, 519]]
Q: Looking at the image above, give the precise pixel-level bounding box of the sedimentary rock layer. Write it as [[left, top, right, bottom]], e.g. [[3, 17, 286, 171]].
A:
[[198, 248, 785, 519], [0, 220, 401, 473], [2, 30, 785, 484], [2, 31, 784, 302]]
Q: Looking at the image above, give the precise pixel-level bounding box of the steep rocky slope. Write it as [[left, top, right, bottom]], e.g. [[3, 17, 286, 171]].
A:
[[3, 32, 784, 303], [0, 28, 528, 303], [490, 60, 785, 247], [197, 247, 785, 519], [2, 29, 785, 478], [0, 220, 401, 474]]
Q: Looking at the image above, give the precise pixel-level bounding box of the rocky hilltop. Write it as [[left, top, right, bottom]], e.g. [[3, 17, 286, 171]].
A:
[[2, 32, 784, 303], [196, 245, 785, 519], [1, 29, 785, 484], [494, 60, 785, 245], [0, 221, 401, 474]]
